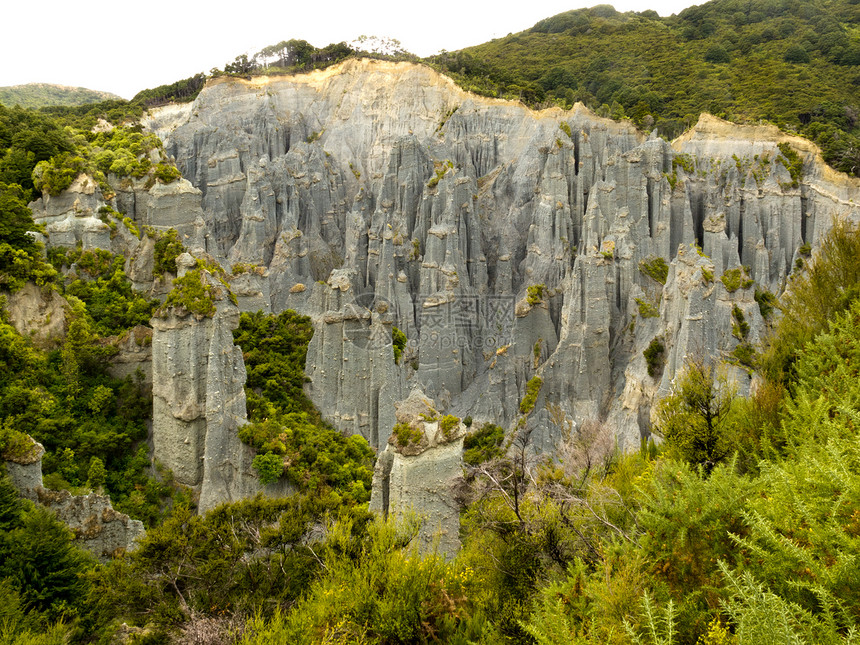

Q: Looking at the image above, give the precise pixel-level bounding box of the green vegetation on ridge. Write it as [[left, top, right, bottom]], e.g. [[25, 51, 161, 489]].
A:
[[233, 310, 374, 502], [430, 0, 860, 176], [0, 83, 122, 110]]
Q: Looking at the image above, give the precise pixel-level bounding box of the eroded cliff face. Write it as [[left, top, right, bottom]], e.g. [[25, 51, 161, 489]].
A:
[[139, 59, 859, 453], [27, 60, 860, 511], [150, 256, 293, 511], [4, 439, 145, 561], [369, 388, 465, 557]]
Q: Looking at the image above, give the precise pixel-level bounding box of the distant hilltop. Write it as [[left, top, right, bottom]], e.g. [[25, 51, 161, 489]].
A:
[[0, 83, 123, 109]]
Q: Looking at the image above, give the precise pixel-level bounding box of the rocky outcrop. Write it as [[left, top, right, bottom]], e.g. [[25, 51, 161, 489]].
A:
[[36, 487, 145, 561], [303, 270, 404, 447], [29, 174, 113, 251], [137, 59, 859, 456], [4, 282, 67, 346], [3, 436, 45, 501], [25, 59, 860, 514], [107, 324, 153, 387], [150, 260, 292, 511], [4, 438, 144, 561], [369, 388, 465, 556]]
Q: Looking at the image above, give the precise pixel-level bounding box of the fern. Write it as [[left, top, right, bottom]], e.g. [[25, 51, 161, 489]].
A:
[[519, 598, 577, 645], [719, 564, 857, 645], [623, 592, 677, 645]]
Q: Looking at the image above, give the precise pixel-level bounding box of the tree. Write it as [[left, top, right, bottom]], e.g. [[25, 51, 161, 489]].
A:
[[0, 500, 92, 618], [88, 494, 358, 631], [0, 182, 40, 258], [784, 44, 810, 63], [0, 466, 22, 532], [87, 457, 106, 491], [654, 360, 736, 472], [760, 220, 860, 387], [224, 54, 255, 75], [285, 39, 315, 68], [704, 44, 731, 63]]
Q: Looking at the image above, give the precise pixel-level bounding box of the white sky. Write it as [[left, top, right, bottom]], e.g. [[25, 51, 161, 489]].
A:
[[3, 1, 700, 99]]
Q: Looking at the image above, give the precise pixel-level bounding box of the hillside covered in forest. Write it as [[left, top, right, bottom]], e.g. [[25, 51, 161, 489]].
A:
[[0, 84, 122, 110], [431, 0, 860, 176]]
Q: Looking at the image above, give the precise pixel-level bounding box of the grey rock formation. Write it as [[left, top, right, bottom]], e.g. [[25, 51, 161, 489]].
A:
[[3, 437, 45, 501], [304, 272, 404, 447], [142, 60, 857, 456], [150, 264, 292, 511], [369, 388, 465, 556], [36, 487, 145, 561], [107, 325, 153, 387], [4, 438, 145, 561], [4, 282, 67, 346], [26, 59, 860, 515], [29, 174, 113, 251]]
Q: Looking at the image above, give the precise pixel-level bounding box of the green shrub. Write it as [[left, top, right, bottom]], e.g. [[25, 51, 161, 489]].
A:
[[437, 106, 459, 132], [252, 452, 284, 485], [427, 166, 447, 188], [634, 460, 754, 639], [239, 516, 479, 643], [74, 248, 114, 277], [239, 418, 288, 455], [636, 297, 660, 318], [760, 220, 860, 385], [654, 360, 735, 472], [731, 305, 749, 339], [0, 487, 94, 619], [240, 414, 372, 502], [61, 249, 158, 336], [664, 169, 679, 190], [163, 268, 216, 317], [0, 422, 37, 462], [720, 267, 751, 293], [726, 308, 860, 628], [393, 422, 423, 447], [639, 256, 669, 284], [32, 153, 87, 195], [754, 288, 778, 319], [152, 228, 185, 277], [232, 309, 373, 500], [89, 494, 361, 635], [783, 44, 810, 64], [234, 310, 315, 419], [673, 153, 695, 174], [776, 142, 803, 188], [527, 283, 546, 306], [86, 456, 106, 490], [439, 414, 459, 440], [392, 326, 407, 364], [231, 262, 263, 275], [463, 423, 505, 465], [0, 296, 171, 530], [732, 342, 756, 368], [704, 44, 731, 64], [153, 162, 181, 184], [644, 337, 665, 378], [520, 376, 543, 414]]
